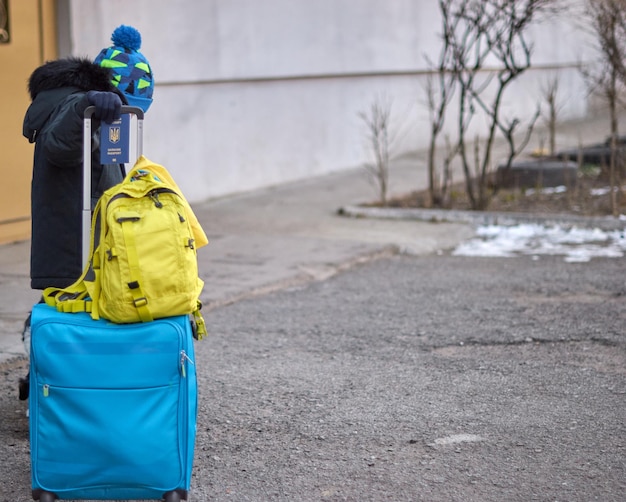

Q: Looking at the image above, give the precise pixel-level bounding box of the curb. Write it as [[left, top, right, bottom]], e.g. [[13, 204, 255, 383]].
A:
[[202, 246, 399, 313], [337, 206, 626, 232]]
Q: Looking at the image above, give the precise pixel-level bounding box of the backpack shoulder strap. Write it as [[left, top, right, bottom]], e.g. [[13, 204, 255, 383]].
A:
[[43, 196, 106, 318]]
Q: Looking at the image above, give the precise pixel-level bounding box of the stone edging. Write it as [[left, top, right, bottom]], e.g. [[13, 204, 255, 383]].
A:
[[337, 205, 626, 232]]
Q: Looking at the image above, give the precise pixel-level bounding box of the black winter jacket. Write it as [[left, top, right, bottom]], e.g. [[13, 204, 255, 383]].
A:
[[23, 57, 127, 290]]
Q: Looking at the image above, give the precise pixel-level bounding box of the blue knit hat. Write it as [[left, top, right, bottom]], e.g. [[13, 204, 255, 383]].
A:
[[94, 25, 154, 112]]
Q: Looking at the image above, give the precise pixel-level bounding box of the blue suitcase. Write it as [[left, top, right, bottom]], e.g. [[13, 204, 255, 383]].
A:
[[28, 106, 198, 502], [29, 303, 197, 501]]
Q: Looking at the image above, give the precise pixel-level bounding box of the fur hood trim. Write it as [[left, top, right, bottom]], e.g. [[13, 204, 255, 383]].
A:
[[28, 57, 115, 100]]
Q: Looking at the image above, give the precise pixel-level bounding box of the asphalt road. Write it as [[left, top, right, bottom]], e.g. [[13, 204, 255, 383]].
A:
[[1, 252, 624, 502]]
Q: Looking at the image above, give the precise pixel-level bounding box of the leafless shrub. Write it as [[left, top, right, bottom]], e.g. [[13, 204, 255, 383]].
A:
[[540, 76, 566, 156], [359, 96, 394, 206], [436, 0, 562, 210], [580, 0, 626, 216], [423, 3, 459, 208]]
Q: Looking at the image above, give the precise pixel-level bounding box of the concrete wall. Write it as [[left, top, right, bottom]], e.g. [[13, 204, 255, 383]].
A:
[[67, 0, 595, 203]]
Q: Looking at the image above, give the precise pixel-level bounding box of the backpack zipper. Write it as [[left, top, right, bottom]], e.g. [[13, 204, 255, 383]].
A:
[[108, 187, 179, 209]]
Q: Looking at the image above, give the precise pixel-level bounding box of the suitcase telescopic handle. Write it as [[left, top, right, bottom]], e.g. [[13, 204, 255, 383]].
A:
[[82, 106, 145, 268], [83, 105, 144, 120]]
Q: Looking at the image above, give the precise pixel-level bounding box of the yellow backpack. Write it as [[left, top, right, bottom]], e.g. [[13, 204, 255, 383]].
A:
[[43, 156, 208, 338]]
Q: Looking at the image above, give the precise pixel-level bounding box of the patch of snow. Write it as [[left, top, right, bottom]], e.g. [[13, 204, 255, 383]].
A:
[[590, 185, 626, 196], [525, 186, 567, 195], [590, 187, 610, 196], [453, 223, 626, 262], [434, 434, 484, 445]]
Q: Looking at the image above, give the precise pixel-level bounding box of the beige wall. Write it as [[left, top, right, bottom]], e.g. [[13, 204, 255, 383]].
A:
[[0, 0, 57, 244], [70, 1, 593, 205]]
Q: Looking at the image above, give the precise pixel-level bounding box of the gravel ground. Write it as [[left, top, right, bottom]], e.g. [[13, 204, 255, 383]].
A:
[[1, 253, 625, 502]]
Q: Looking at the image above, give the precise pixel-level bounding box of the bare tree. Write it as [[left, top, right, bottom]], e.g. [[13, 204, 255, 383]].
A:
[[424, 71, 458, 207], [581, 0, 626, 216], [423, 0, 459, 207], [540, 76, 565, 156], [438, 0, 559, 210], [359, 96, 394, 206]]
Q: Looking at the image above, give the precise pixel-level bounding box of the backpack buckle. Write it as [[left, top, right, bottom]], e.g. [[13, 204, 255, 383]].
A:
[[133, 297, 148, 307], [128, 281, 148, 307]]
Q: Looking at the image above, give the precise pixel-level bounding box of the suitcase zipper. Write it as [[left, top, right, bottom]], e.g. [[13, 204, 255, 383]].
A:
[[180, 350, 194, 378], [43, 384, 49, 397]]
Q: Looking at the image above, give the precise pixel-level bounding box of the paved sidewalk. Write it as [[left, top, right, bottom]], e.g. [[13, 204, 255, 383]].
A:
[[0, 155, 475, 364], [0, 109, 623, 364]]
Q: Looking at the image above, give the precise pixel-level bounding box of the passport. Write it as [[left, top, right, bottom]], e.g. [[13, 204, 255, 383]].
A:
[[100, 114, 130, 164]]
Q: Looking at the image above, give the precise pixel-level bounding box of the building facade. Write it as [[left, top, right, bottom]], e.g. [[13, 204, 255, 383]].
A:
[[0, 0, 594, 243]]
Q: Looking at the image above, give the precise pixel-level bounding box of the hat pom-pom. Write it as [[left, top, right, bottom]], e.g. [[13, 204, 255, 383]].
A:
[[111, 25, 142, 51]]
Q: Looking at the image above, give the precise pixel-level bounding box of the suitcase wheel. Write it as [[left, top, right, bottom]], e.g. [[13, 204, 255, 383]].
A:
[[35, 490, 180, 502], [163, 490, 182, 502]]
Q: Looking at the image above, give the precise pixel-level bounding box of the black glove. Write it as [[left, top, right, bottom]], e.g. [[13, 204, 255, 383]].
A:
[[87, 91, 122, 123]]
